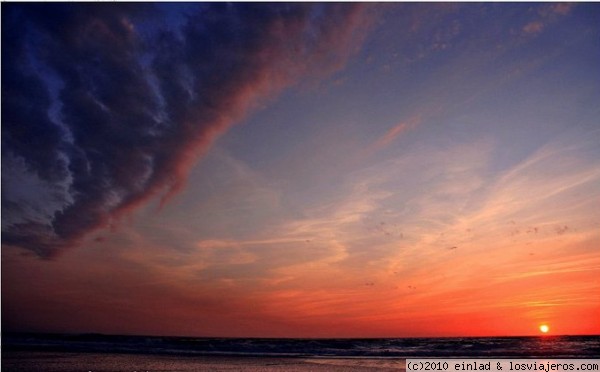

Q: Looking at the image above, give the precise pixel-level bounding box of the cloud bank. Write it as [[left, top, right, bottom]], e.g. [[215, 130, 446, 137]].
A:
[[2, 3, 372, 257]]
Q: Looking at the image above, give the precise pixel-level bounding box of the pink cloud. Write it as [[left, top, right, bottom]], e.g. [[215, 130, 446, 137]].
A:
[[522, 3, 574, 37], [549, 3, 574, 16], [376, 115, 421, 149], [523, 21, 544, 35]]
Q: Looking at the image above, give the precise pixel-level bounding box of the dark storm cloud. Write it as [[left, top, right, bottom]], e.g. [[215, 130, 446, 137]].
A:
[[1, 3, 372, 257]]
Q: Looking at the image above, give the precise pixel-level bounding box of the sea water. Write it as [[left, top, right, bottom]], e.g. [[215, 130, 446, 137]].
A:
[[3, 334, 599, 371], [4, 333, 599, 357]]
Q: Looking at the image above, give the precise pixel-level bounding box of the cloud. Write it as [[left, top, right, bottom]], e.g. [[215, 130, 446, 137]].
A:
[[375, 115, 421, 149], [547, 3, 574, 16], [1, 3, 373, 257], [523, 21, 544, 35], [522, 3, 575, 36]]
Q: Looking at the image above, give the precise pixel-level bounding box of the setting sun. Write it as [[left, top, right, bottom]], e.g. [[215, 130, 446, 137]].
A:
[[540, 325, 550, 334]]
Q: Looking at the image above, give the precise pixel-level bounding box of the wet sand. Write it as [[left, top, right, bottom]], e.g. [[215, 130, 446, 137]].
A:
[[2, 350, 406, 371]]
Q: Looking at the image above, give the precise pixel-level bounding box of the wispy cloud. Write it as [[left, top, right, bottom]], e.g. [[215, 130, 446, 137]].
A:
[[523, 21, 544, 35], [376, 115, 421, 149], [522, 3, 575, 36]]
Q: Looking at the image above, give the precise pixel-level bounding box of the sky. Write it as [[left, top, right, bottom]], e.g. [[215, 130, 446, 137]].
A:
[[2, 2, 600, 338]]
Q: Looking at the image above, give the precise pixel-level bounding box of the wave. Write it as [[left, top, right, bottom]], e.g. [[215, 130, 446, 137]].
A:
[[3, 334, 599, 358]]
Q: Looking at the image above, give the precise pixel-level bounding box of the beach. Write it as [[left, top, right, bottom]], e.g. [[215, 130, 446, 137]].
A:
[[1, 351, 406, 371]]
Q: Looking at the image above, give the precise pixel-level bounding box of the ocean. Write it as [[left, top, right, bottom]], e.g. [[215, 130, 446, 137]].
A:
[[2, 333, 599, 371]]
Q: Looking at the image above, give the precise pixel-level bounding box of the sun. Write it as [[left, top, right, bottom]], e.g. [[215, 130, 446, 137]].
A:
[[539, 324, 549, 334]]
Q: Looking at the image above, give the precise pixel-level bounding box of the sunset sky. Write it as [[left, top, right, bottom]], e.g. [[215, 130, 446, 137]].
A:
[[2, 3, 600, 338]]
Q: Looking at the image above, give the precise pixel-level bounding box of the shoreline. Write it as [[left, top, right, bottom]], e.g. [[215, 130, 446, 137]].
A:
[[2, 350, 407, 371]]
